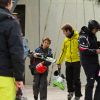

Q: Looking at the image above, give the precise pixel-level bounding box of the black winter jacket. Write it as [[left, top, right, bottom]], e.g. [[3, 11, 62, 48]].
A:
[[79, 26, 100, 64], [30, 46, 53, 75], [0, 7, 24, 81]]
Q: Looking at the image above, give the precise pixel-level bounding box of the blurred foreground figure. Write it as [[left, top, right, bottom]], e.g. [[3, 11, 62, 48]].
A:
[[0, 0, 24, 100]]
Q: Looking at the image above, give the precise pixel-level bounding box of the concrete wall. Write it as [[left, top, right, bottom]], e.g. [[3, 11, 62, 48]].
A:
[[18, 0, 40, 85], [18, 0, 100, 85]]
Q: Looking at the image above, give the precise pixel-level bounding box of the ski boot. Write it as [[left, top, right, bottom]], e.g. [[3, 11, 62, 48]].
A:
[[73, 97, 80, 100], [68, 92, 73, 100]]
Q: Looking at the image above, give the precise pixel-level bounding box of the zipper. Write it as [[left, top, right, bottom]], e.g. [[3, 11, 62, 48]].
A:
[[70, 39, 72, 62]]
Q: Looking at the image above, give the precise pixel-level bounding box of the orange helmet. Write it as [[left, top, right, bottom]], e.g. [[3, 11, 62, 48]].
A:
[[36, 63, 47, 74]]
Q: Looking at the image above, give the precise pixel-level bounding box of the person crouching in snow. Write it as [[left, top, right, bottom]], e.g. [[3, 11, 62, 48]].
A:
[[31, 37, 53, 100]]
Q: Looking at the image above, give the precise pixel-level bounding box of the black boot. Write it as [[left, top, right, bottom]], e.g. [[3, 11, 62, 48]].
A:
[[34, 96, 38, 100], [68, 92, 73, 100], [74, 97, 80, 100]]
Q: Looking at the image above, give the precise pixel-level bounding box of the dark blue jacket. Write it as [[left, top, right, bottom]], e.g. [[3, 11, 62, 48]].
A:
[[34, 46, 53, 67], [0, 7, 24, 81], [30, 46, 53, 75], [79, 26, 100, 64]]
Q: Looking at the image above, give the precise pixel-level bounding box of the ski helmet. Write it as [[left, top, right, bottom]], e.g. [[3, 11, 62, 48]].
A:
[[36, 63, 47, 74], [88, 20, 100, 30]]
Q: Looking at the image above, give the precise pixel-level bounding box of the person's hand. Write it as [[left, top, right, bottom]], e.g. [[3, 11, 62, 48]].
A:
[[57, 64, 61, 74], [41, 61, 45, 64], [96, 49, 100, 54], [57, 64, 61, 69], [16, 81, 24, 90], [33, 53, 40, 58]]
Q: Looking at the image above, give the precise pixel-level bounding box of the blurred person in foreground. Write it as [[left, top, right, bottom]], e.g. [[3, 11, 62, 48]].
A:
[[0, 0, 24, 100]]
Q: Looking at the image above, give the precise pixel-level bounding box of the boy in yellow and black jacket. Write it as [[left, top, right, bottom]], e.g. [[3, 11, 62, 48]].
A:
[[57, 24, 82, 100]]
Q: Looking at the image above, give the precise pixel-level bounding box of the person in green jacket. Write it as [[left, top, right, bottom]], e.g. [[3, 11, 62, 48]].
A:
[[57, 24, 82, 100]]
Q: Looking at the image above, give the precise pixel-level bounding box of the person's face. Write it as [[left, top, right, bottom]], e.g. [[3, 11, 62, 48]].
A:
[[42, 40, 50, 49], [7, 0, 13, 10], [92, 28, 99, 34], [63, 29, 71, 37]]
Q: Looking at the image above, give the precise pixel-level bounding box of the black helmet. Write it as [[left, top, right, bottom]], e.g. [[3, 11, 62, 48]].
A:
[[88, 20, 100, 30]]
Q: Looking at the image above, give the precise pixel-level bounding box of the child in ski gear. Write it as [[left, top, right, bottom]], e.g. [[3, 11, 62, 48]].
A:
[[31, 37, 53, 100], [57, 24, 82, 100], [79, 20, 100, 100]]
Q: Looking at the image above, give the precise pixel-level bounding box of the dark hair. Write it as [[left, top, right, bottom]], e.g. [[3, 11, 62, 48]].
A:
[[88, 20, 100, 31], [0, 0, 11, 7], [62, 24, 73, 32], [42, 37, 51, 44]]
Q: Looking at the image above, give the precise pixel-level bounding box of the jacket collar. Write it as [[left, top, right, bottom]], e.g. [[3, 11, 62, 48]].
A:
[[0, 7, 14, 21], [67, 30, 79, 39]]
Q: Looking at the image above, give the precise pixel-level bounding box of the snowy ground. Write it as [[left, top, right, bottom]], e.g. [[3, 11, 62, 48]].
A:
[[24, 85, 85, 100]]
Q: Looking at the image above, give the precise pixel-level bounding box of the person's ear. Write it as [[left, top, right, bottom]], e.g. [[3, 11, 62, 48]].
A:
[[7, 2, 10, 7], [7, 1, 13, 10]]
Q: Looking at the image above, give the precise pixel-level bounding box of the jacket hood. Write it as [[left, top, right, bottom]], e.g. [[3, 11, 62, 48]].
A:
[[71, 30, 79, 39], [73, 30, 79, 38], [0, 7, 14, 21], [67, 30, 79, 39], [80, 26, 94, 36], [65, 31, 79, 40]]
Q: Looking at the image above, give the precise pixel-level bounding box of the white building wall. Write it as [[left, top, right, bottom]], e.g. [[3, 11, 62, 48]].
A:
[[18, 0, 40, 85]]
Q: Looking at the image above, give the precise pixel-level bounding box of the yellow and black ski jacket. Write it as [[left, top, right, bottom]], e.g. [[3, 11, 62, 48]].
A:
[[57, 31, 80, 64]]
